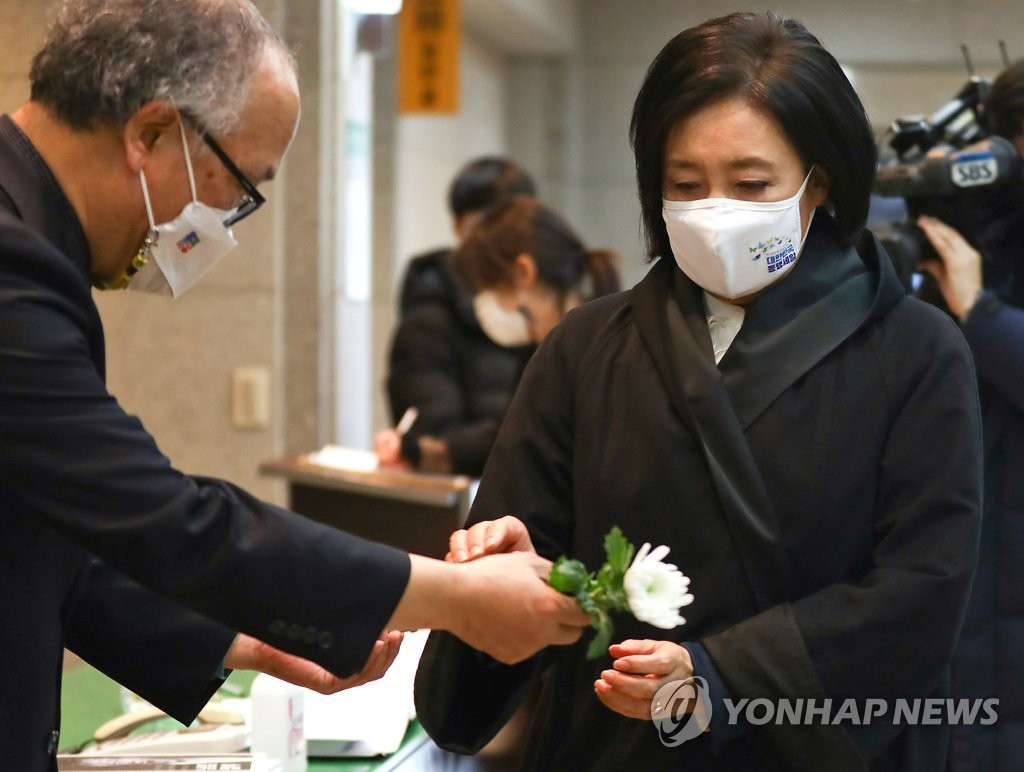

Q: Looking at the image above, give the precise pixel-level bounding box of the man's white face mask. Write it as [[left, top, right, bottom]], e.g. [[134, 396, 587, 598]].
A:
[[127, 121, 238, 297], [662, 168, 815, 300]]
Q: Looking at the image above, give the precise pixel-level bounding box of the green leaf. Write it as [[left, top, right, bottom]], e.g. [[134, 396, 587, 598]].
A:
[[548, 557, 589, 595], [603, 526, 633, 575]]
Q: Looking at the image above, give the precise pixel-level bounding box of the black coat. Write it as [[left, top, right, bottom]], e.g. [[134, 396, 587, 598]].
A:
[[387, 249, 533, 476], [947, 293, 1024, 771], [415, 214, 983, 771], [0, 115, 410, 771]]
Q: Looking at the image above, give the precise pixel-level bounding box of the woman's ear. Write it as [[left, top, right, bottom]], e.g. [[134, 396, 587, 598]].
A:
[[121, 100, 180, 173], [809, 166, 830, 209], [513, 253, 538, 290]]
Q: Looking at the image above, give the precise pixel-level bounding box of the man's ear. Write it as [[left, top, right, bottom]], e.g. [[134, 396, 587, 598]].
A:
[[512, 253, 538, 290], [122, 100, 180, 173]]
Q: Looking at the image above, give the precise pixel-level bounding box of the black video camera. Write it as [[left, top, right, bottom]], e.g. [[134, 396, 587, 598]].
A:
[[872, 76, 1024, 294]]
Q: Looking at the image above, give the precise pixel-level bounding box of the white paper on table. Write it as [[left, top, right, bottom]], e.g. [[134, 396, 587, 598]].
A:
[[303, 629, 429, 757], [304, 445, 379, 473]]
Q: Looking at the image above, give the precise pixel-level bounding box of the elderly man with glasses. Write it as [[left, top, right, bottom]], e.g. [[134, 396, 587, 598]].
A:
[[0, 1, 588, 768]]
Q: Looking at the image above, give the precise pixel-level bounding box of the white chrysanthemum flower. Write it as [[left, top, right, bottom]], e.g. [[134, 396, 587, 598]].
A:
[[623, 543, 694, 629]]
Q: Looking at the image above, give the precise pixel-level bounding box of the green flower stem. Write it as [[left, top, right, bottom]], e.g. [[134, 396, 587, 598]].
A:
[[548, 526, 635, 659]]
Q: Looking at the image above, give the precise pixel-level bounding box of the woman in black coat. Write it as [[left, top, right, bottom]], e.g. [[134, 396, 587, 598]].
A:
[[414, 12, 983, 771], [380, 158, 538, 477], [383, 196, 620, 475]]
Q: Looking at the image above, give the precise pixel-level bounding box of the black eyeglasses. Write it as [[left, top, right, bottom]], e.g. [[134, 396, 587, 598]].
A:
[[197, 130, 266, 227]]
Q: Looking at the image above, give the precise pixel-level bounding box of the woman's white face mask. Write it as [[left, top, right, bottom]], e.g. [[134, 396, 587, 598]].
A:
[[473, 290, 533, 347], [662, 168, 814, 301], [127, 121, 238, 297]]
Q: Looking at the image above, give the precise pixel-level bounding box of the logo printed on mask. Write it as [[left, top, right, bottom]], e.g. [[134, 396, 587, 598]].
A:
[[177, 231, 201, 254], [748, 235, 797, 273]]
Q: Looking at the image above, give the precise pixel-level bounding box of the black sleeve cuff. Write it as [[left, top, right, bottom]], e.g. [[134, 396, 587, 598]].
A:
[[964, 288, 1001, 324], [686, 641, 753, 752]]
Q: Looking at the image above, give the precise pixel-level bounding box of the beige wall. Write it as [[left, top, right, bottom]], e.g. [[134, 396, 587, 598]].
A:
[[0, 0, 320, 504], [0, 6, 48, 105]]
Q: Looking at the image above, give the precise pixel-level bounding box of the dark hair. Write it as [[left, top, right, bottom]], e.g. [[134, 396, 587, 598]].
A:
[[984, 58, 1024, 140], [29, 0, 291, 133], [630, 11, 876, 258], [455, 196, 620, 300], [448, 157, 537, 219]]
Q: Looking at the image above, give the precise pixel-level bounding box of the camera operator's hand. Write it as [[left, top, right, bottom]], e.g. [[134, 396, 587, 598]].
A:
[[917, 215, 983, 322]]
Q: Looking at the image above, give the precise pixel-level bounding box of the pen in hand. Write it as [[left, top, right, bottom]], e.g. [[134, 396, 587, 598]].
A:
[[396, 406, 419, 436], [375, 407, 419, 469]]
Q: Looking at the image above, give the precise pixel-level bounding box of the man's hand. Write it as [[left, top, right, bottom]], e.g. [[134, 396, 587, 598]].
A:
[[595, 639, 693, 720], [389, 552, 590, 665], [446, 515, 535, 562], [917, 215, 984, 321], [450, 551, 591, 664], [224, 631, 403, 695]]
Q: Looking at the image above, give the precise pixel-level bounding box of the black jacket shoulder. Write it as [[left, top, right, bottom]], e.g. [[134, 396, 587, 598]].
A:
[[399, 248, 465, 317]]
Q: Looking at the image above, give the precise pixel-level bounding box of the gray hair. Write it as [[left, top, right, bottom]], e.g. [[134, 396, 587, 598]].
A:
[[29, 0, 294, 135]]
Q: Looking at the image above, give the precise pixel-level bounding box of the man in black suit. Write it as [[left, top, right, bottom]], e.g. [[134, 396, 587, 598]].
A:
[[0, 1, 588, 769]]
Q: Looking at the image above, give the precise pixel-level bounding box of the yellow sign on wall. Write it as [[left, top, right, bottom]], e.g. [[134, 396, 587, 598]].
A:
[[397, 0, 460, 114]]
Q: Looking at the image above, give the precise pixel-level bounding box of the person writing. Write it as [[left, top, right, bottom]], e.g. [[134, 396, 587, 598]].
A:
[[381, 195, 621, 474], [0, 2, 588, 768], [377, 157, 538, 476], [415, 12, 982, 771], [913, 58, 1024, 772]]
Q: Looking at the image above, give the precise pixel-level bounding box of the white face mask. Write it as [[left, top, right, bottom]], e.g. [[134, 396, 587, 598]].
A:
[[473, 290, 533, 347], [662, 169, 814, 300], [127, 122, 239, 297]]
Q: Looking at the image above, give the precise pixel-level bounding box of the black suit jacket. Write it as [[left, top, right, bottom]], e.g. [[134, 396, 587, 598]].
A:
[[0, 115, 411, 771]]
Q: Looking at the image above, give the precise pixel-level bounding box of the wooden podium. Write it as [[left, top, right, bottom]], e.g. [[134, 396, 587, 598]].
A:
[[260, 453, 474, 559]]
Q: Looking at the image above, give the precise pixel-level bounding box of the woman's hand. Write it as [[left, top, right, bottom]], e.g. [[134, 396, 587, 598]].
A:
[[374, 429, 410, 469], [917, 215, 984, 321], [594, 639, 693, 720], [446, 515, 536, 563]]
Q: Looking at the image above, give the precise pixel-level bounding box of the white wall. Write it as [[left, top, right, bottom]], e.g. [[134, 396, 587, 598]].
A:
[[392, 34, 510, 267], [367, 29, 510, 433]]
